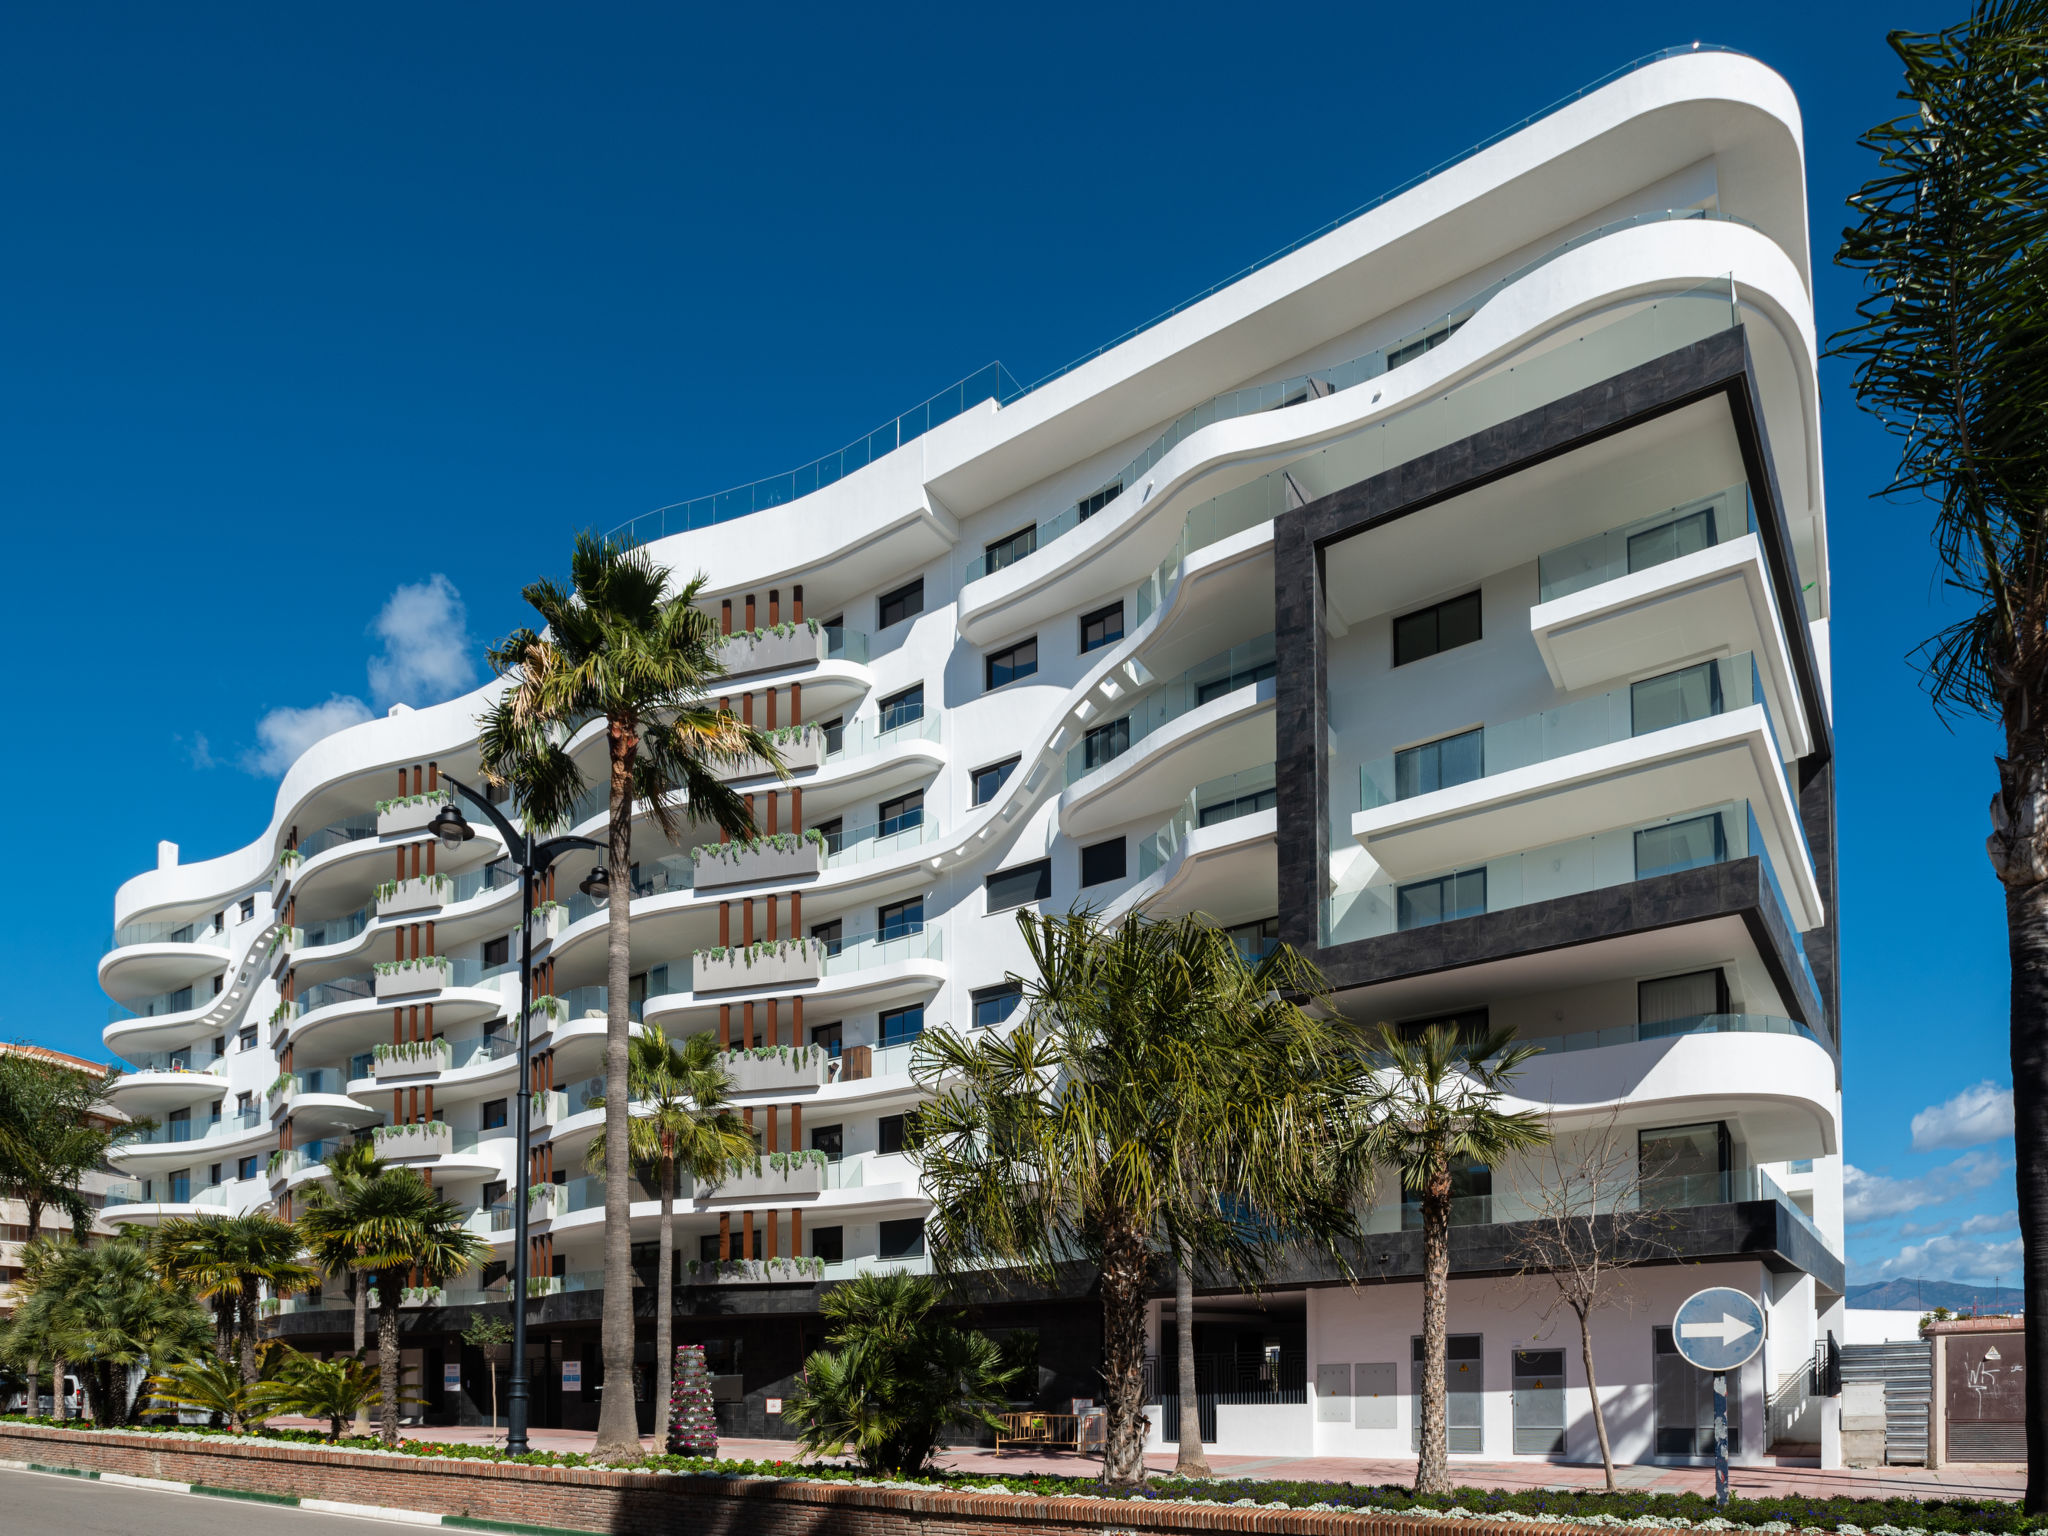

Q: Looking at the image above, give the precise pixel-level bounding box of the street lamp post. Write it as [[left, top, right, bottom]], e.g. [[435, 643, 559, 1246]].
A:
[[430, 773, 606, 1456]]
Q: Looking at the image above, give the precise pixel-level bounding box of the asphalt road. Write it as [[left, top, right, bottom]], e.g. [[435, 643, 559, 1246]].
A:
[[0, 1466, 428, 1534]]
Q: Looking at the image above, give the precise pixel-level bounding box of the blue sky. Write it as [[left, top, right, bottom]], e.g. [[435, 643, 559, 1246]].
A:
[[0, 2, 2010, 1289]]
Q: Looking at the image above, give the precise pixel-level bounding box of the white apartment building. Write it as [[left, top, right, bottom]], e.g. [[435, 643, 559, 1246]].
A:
[[99, 45, 1843, 1465]]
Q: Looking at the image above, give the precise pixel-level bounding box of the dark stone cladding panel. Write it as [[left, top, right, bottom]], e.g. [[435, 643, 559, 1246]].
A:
[[1274, 325, 1837, 1029], [1314, 857, 1823, 1032]]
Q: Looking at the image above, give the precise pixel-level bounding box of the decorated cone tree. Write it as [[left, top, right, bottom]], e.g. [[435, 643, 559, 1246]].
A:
[[668, 1343, 717, 1456]]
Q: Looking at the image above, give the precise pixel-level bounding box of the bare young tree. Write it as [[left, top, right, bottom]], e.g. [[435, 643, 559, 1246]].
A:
[[1505, 1112, 1673, 1489]]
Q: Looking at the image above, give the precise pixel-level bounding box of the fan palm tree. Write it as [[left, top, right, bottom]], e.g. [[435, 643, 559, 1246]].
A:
[[296, 1140, 385, 1431], [296, 1166, 487, 1446], [151, 1212, 318, 1389], [782, 1270, 1018, 1475], [6, 1231, 212, 1425], [1356, 1022, 1549, 1495], [909, 909, 1370, 1488], [266, 1349, 387, 1442], [479, 532, 782, 1457], [146, 1350, 277, 1433], [586, 1024, 755, 1447], [1830, 2, 2048, 1507]]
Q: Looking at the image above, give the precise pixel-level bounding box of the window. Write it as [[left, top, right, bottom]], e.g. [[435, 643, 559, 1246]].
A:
[[877, 685, 924, 732], [984, 525, 1037, 574], [879, 1005, 924, 1047], [1654, 1326, 1743, 1454], [1638, 969, 1728, 1030], [699, 1234, 722, 1265], [1224, 916, 1279, 962], [810, 918, 844, 957], [1077, 482, 1122, 521], [877, 791, 924, 838], [168, 1169, 191, 1203], [211, 1033, 226, 1058], [487, 778, 512, 805], [483, 935, 509, 968], [878, 1217, 927, 1260], [878, 897, 923, 940], [1080, 717, 1129, 772], [1632, 660, 1723, 736], [212, 973, 225, 996], [1080, 838, 1126, 887], [209, 1163, 223, 1186], [482, 1181, 507, 1210], [237, 1156, 258, 1181], [1396, 868, 1486, 930], [237, 1027, 256, 1052], [236, 1091, 253, 1115], [1395, 728, 1483, 800], [810, 1020, 843, 1057], [1399, 1161, 1491, 1231], [813, 817, 845, 856], [1629, 506, 1718, 576], [482, 1099, 508, 1130], [239, 897, 255, 923], [1392, 590, 1482, 666], [971, 757, 1019, 806], [878, 1114, 906, 1155], [810, 1124, 844, 1161], [986, 859, 1052, 912], [1640, 1122, 1730, 1207], [972, 984, 1022, 1028], [877, 578, 924, 629], [1080, 601, 1124, 653], [1634, 812, 1728, 880], [810, 1225, 845, 1263], [1198, 777, 1275, 826], [985, 637, 1038, 690], [820, 715, 845, 754]]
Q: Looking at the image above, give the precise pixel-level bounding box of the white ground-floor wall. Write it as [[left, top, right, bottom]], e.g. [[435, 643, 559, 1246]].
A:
[[1143, 1261, 1844, 1468]]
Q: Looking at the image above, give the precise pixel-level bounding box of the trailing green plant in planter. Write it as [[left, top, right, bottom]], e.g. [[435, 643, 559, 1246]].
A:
[[721, 617, 821, 646], [375, 788, 454, 816], [691, 828, 828, 864], [373, 956, 449, 976], [528, 993, 565, 1020], [266, 926, 300, 958], [373, 1039, 449, 1065], [276, 848, 303, 869], [372, 1119, 448, 1144], [723, 1044, 819, 1066], [693, 938, 826, 968], [268, 1001, 291, 1026], [375, 875, 451, 902], [267, 1072, 296, 1098]]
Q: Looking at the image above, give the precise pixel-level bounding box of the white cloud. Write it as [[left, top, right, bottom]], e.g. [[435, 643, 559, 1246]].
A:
[[1866, 1232, 2026, 1283], [1843, 1150, 2009, 1224], [241, 695, 374, 776], [1911, 1081, 2015, 1152], [1958, 1209, 2019, 1236], [366, 573, 476, 708]]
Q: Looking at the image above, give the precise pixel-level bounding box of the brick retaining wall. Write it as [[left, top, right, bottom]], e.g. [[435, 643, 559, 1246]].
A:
[[0, 1422, 1583, 1536]]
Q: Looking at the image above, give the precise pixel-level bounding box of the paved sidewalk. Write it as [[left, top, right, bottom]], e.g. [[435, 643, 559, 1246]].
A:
[[350, 1423, 2024, 1502]]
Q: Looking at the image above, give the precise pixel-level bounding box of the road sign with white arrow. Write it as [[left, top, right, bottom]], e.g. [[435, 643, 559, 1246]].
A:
[[1672, 1286, 1766, 1372]]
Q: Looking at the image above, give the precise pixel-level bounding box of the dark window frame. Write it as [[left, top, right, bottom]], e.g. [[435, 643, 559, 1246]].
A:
[[481, 1099, 509, 1130], [971, 756, 1020, 806], [1079, 601, 1125, 653], [986, 859, 1052, 913], [877, 1114, 906, 1155], [879, 1004, 925, 1047], [971, 983, 1023, 1028], [1079, 838, 1126, 887], [985, 636, 1039, 691], [984, 525, 1038, 574], [877, 684, 925, 732], [1392, 590, 1483, 668], [878, 1216, 927, 1260], [877, 579, 924, 630]]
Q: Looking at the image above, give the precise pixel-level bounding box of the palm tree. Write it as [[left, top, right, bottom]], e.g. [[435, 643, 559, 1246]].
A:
[[783, 1270, 1018, 1475], [146, 1351, 275, 1433], [7, 1231, 212, 1425], [296, 1140, 386, 1432], [479, 532, 781, 1457], [586, 1024, 755, 1448], [910, 909, 1369, 1488], [1357, 1022, 1549, 1494], [1830, 3, 2048, 1507], [296, 1166, 487, 1446], [266, 1349, 384, 1442], [151, 1212, 318, 1389]]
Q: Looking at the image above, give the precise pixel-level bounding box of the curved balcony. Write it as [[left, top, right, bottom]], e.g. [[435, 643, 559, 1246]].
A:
[[285, 961, 510, 1058], [269, 1066, 381, 1132], [107, 1055, 231, 1117], [110, 1108, 270, 1170], [1110, 774, 1278, 923], [104, 912, 289, 1057], [101, 1181, 234, 1228], [99, 914, 233, 1000]]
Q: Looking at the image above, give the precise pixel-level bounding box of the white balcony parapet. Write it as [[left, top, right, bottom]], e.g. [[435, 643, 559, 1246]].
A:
[[376, 788, 455, 837], [374, 958, 453, 999], [693, 939, 826, 995], [691, 831, 825, 890], [683, 1255, 828, 1284], [374, 1037, 452, 1079], [723, 1044, 831, 1095], [720, 723, 826, 781], [376, 875, 450, 917], [372, 1121, 453, 1161], [718, 620, 828, 678], [399, 1285, 446, 1309], [705, 1151, 828, 1202]]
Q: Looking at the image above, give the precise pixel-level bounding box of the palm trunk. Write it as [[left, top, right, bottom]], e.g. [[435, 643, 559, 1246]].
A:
[[1576, 1302, 1615, 1490], [377, 1278, 401, 1447], [2009, 874, 2048, 1512], [240, 1287, 259, 1389], [1172, 1237, 1209, 1476], [51, 1359, 67, 1422], [488, 1357, 498, 1433], [1098, 1218, 1151, 1488], [351, 1267, 371, 1435], [654, 1155, 675, 1449], [1416, 1161, 1452, 1495], [591, 721, 643, 1461]]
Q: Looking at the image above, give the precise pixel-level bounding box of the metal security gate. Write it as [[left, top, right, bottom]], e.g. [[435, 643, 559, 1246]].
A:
[[1512, 1349, 1565, 1455], [1841, 1341, 1930, 1465], [1413, 1335, 1484, 1453], [1946, 1334, 2024, 1462]]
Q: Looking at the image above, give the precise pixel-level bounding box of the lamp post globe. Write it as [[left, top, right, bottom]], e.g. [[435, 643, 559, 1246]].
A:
[[428, 804, 474, 851]]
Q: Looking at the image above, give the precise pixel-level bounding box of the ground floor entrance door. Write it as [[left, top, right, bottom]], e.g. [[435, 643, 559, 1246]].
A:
[[1512, 1349, 1565, 1455]]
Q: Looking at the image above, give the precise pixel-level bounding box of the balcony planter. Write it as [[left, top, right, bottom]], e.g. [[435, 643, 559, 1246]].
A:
[[528, 901, 564, 949], [399, 1285, 446, 1309], [719, 723, 826, 782], [376, 875, 450, 917], [377, 788, 454, 837], [723, 1044, 829, 1095], [692, 939, 824, 995], [708, 1149, 827, 1201], [717, 619, 825, 679], [691, 829, 825, 890], [374, 1038, 450, 1079], [684, 1255, 827, 1284], [527, 1181, 560, 1217], [374, 958, 451, 998], [273, 848, 302, 901], [373, 1120, 452, 1161], [526, 1275, 562, 1298]]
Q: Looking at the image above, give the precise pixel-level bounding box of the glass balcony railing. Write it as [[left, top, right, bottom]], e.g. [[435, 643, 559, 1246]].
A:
[[106, 917, 231, 954], [294, 976, 373, 1016], [824, 624, 869, 665], [823, 707, 940, 762], [297, 815, 378, 861], [299, 903, 372, 949], [119, 1108, 264, 1148], [821, 815, 942, 870], [1137, 765, 1278, 879], [1133, 284, 1745, 629], [121, 1050, 227, 1077], [1066, 634, 1274, 785], [450, 860, 518, 905], [1527, 1012, 1823, 1056], [819, 923, 943, 977], [539, 973, 665, 1026], [1537, 483, 1756, 603], [1358, 652, 1781, 811], [289, 1067, 354, 1096], [105, 1182, 231, 1211], [108, 985, 205, 1024], [447, 1033, 517, 1071]]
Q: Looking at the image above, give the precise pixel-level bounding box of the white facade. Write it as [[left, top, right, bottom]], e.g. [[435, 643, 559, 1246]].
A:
[[100, 45, 1842, 1458]]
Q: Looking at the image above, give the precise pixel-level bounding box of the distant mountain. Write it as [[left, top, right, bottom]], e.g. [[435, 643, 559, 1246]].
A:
[[1848, 1279, 2024, 1313]]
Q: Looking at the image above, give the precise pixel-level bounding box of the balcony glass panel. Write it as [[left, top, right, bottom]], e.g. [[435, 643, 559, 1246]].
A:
[[298, 816, 378, 860], [300, 904, 372, 949], [1537, 484, 1756, 602], [820, 815, 941, 870], [1065, 634, 1275, 785], [818, 923, 942, 977], [822, 707, 939, 762], [1137, 764, 1277, 878], [106, 917, 231, 954]]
